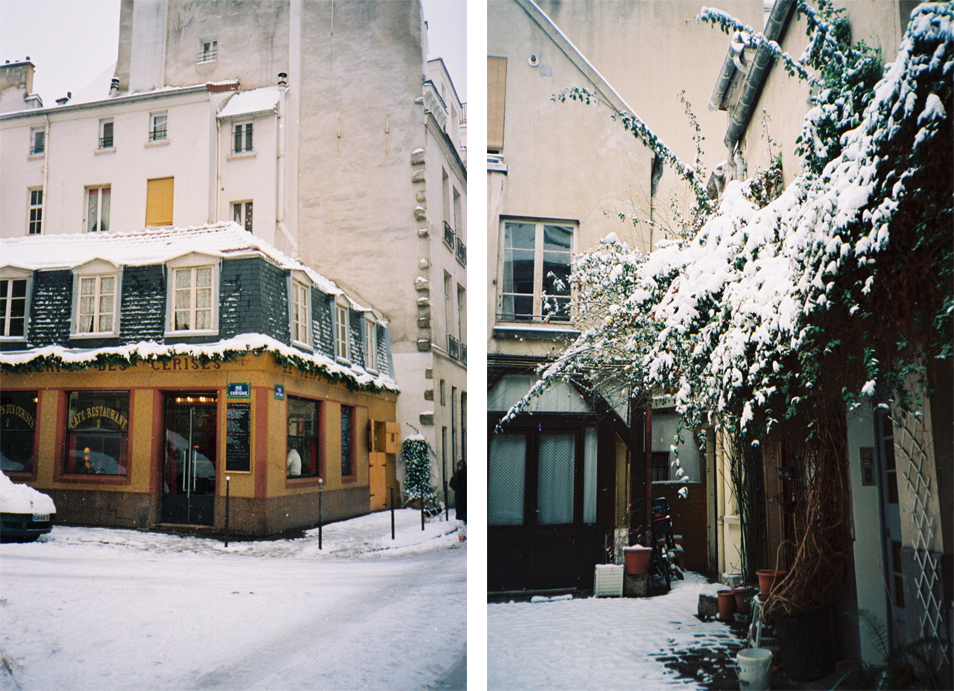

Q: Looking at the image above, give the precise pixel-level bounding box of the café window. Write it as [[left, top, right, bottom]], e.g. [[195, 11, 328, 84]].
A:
[[65, 391, 129, 476], [1, 391, 37, 474], [287, 397, 319, 478], [340, 405, 354, 478]]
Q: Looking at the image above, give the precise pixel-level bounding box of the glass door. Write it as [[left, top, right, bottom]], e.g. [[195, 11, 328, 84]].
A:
[[162, 393, 218, 525]]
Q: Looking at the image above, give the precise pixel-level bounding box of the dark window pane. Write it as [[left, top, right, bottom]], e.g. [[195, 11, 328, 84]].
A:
[[341, 406, 353, 477], [543, 224, 572, 251], [505, 222, 535, 250], [0, 391, 37, 473]]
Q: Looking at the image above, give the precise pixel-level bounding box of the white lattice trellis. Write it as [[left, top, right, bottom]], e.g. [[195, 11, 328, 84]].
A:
[[893, 408, 949, 666]]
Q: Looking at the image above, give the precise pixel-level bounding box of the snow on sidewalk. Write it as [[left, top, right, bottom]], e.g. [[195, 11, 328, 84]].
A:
[[488, 572, 744, 690], [23, 507, 462, 559]]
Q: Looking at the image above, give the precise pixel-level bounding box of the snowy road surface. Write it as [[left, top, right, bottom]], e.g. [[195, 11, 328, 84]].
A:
[[487, 573, 743, 690], [0, 510, 466, 691]]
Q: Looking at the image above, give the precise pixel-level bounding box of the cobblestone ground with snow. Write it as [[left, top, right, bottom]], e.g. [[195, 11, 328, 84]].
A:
[[0, 510, 466, 691], [488, 573, 745, 690]]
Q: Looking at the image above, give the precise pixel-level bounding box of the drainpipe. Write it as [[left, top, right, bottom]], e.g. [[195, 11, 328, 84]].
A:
[[215, 115, 222, 223], [42, 113, 50, 228], [723, 0, 795, 151], [275, 73, 298, 256]]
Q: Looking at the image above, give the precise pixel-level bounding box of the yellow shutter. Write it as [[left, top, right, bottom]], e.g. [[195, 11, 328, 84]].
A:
[[145, 177, 174, 226], [488, 56, 507, 152]]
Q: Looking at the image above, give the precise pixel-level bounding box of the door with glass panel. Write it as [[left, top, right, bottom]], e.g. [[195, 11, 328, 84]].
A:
[[162, 393, 218, 525], [489, 423, 600, 591]]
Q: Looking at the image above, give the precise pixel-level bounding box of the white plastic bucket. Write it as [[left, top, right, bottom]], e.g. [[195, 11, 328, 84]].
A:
[[737, 648, 772, 691]]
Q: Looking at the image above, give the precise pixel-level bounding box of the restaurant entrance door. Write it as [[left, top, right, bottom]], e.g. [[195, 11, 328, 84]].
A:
[[162, 393, 218, 525]]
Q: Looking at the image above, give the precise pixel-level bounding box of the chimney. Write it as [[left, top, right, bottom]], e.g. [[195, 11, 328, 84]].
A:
[[278, 72, 288, 87], [110, 78, 120, 95]]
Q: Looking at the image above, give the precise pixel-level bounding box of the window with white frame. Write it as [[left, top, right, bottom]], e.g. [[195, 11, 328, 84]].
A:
[[364, 319, 377, 371], [232, 201, 253, 232], [28, 188, 43, 235], [335, 304, 350, 361], [149, 112, 167, 142], [291, 279, 311, 346], [99, 119, 114, 149], [86, 186, 111, 232], [0, 275, 29, 338], [198, 39, 218, 63], [29, 127, 45, 155], [500, 220, 574, 322], [171, 264, 216, 332], [75, 275, 118, 335], [232, 122, 253, 154]]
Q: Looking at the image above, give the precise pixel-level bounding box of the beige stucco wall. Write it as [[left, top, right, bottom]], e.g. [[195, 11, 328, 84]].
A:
[[535, 0, 763, 173], [487, 0, 660, 358]]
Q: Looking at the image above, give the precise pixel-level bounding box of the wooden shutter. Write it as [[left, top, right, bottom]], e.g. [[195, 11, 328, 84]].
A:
[[145, 177, 174, 226], [488, 56, 508, 152]]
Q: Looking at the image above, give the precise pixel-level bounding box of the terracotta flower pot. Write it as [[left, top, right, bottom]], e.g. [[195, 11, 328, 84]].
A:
[[757, 569, 786, 599], [717, 589, 737, 622], [622, 546, 652, 575], [733, 586, 756, 613]]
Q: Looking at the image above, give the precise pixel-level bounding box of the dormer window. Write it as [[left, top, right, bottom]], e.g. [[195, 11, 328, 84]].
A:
[[289, 274, 312, 348], [72, 260, 120, 337], [335, 303, 350, 362], [166, 254, 219, 335], [364, 318, 378, 372], [198, 39, 218, 64], [0, 267, 31, 340]]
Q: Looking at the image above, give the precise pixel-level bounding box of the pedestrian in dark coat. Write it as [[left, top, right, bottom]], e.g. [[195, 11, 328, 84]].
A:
[[449, 460, 466, 523]]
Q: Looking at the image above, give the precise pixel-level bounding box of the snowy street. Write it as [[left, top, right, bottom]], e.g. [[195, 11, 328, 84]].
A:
[[487, 573, 745, 690], [0, 510, 466, 691]]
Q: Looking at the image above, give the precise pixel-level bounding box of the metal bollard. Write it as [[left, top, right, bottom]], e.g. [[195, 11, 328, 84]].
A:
[[390, 486, 395, 540], [421, 496, 425, 531], [224, 475, 230, 548], [318, 478, 323, 550]]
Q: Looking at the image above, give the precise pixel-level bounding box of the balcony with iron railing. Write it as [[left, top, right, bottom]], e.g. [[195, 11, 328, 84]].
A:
[[443, 221, 455, 249], [99, 136, 114, 149], [197, 48, 218, 64], [455, 237, 466, 266], [447, 334, 459, 360]]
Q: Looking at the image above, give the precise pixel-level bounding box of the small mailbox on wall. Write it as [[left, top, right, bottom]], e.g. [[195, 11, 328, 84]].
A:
[[860, 447, 876, 486]]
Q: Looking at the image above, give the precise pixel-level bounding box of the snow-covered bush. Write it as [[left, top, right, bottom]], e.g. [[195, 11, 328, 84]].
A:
[[401, 436, 436, 507]]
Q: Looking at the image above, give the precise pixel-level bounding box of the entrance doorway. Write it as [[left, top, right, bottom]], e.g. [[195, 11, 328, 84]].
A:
[[488, 424, 600, 591], [162, 392, 218, 525]]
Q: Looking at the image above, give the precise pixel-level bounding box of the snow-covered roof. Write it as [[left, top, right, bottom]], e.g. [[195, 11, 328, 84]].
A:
[[1, 223, 352, 305], [217, 86, 281, 119]]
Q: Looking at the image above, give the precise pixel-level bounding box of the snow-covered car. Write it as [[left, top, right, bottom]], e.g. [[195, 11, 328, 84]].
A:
[[1, 471, 56, 543]]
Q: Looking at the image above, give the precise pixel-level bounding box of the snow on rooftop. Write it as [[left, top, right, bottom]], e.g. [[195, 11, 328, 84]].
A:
[[217, 86, 281, 119], [1, 222, 346, 302]]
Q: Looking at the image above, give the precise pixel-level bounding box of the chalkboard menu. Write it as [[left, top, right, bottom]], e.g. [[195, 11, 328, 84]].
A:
[[226, 403, 251, 472]]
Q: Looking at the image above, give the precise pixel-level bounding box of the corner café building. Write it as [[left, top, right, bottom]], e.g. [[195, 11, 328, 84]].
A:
[[0, 224, 400, 536]]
